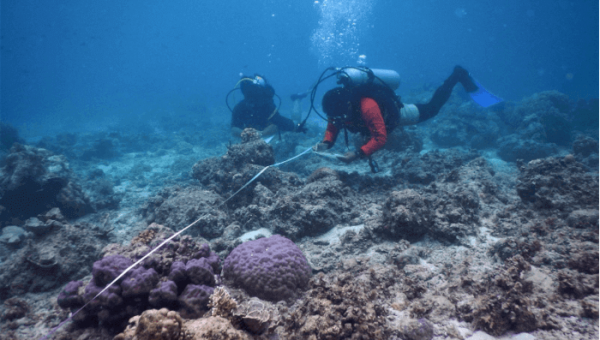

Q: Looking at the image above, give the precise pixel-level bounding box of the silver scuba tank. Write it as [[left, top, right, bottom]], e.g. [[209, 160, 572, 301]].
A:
[[337, 67, 401, 90]]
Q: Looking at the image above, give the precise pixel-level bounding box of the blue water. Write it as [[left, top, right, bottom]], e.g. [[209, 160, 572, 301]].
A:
[[2, 0, 598, 139]]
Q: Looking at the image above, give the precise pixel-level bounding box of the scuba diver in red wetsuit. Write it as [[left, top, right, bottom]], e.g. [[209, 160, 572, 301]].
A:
[[312, 66, 481, 163]]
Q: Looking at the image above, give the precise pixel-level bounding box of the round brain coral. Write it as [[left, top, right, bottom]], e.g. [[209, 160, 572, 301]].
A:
[[223, 235, 312, 302]]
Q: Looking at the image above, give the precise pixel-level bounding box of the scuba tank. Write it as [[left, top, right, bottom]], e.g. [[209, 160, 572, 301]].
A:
[[337, 67, 401, 90]]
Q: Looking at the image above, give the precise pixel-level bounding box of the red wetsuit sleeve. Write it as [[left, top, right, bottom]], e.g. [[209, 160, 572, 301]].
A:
[[359, 97, 387, 157], [323, 120, 339, 145]]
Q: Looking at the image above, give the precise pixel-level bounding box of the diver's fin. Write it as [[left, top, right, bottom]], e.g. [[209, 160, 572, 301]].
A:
[[263, 135, 274, 144], [469, 79, 503, 108]]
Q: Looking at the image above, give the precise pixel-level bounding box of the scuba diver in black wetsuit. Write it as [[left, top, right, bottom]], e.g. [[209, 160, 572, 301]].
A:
[[227, 74, 305, 138]]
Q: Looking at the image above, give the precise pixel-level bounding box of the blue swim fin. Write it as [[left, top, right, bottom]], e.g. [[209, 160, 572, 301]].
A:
[[469, 79, 503, 108]]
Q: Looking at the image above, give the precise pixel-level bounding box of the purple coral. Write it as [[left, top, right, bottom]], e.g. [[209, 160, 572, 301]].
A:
[[168, 261, 187, 284], [120, 266, 159, 297], [56, 237, 223, 329], [178, 284, 214, 317], [194, 243, 221, 272], [92, 255, 133, 286], [186, 258, 215, 286], [195, 243, 211, 258], [57, 281, 84, 308], [149, 280, 178, 307], [83, 281, 123, 309], [223, 235, 312, 301]]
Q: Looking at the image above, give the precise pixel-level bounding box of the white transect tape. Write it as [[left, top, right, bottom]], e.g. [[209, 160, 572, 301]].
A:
[[40, 146, 314, 340], [312, 150, 344, 160]]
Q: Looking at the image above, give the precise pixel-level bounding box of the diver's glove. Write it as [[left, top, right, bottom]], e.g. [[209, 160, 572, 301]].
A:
[[336, 150, 362, 164], [312, 141, 332, 152]]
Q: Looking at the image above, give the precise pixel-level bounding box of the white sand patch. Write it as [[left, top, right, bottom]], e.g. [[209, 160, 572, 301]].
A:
[[239, 228, 273, 242], [313, 224, 365, 245]]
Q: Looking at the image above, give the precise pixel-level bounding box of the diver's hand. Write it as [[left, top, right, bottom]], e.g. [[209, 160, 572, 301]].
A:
[[337, 151, 360, 164], [313, 142, 331, 152]]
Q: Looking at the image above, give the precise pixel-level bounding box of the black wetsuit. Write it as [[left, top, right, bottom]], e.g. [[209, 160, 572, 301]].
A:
[[231, 98, 296, 132], [416, 65, 477, 122]]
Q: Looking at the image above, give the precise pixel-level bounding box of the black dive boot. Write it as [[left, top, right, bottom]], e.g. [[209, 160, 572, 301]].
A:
[[453, 65, 478, 93], [415, 65, 479, 122]]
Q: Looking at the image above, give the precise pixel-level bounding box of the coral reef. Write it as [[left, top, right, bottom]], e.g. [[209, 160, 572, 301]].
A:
[[56, 223, 220, 330], [190, 128, 278, 196], [114, 308, 184, 340], [0, 212, 105, 300], [1, 90, 597, 339], [283, 262, 398, 340], [0, 144, 94, 225], [222, 235, 311, 302], [516, 156, 598, 215], [140, 186, 229, 238]]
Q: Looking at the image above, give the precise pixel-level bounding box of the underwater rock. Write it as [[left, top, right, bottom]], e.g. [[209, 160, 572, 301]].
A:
[[223, 235, 311, 302], [384, 127, 423, 153], [267, 167, 356, 240], [392, 148, 480, 185], [114, 308, 184, 340], [190, 128, 277, 195], [516, 157, 599, 215], [1, 297, 29, 321], [81, 137, 120, 161], [573, 135, 599, 158], [509, 91, 572, 145], [0, 226, 30, 246], [380, 189, 432, 241], [84, 176, 122, 211], [497, 134, 558, 163], [283, 264, 396, 339], [233, 298, 272, 334], [0, 143, 94, 225], [185, 316, 252, 340], [460, 256, 542, 335], [22, 217, 53, 236], [140, 186, 228, 238], [567, 209, 599, 229], [0, 220, 105, 300], [397, 318, 435, 340]]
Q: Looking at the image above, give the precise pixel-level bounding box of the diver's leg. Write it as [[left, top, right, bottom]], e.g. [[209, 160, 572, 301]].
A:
[[416, 66, 477, 123]]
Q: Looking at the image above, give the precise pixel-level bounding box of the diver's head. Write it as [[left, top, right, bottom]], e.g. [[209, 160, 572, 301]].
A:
[[322, 87, 353, 119], [240, 74, 275, 101]]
